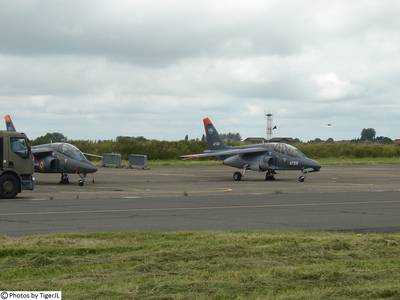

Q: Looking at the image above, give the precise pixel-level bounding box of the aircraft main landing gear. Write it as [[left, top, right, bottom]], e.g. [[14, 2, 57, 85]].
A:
[[233, 172, 242, 181], [265, 170, 276, 181], [59, 173, 70, 184]]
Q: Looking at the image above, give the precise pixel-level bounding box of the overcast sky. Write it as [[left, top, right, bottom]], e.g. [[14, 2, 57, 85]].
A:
[[1, 0, 399, 141]]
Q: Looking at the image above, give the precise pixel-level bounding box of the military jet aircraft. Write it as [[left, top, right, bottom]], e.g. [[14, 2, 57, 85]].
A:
[[5, 115, 98, 186], [182, 117, 321, 182]]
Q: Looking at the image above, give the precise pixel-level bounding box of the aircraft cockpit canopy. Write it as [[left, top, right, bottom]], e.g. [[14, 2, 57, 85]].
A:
[[60, 143, 88, 161], [273, 143, 305, 158]]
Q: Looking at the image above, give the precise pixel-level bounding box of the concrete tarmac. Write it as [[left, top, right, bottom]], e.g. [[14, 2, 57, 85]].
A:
[[1, 164, 400, 236]]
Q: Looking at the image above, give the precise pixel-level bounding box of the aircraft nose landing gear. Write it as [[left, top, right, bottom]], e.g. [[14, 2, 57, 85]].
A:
[[298, 175, 305, 183], [233, 165, 248, 181], [78, 174, 87, 186], [298, 167, 314, 182], [59, 173, 70, 184]]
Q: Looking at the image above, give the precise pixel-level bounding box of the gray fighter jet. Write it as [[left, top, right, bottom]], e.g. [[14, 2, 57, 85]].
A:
[[182, 117, 321, 182], [5, 115, 98, 186]]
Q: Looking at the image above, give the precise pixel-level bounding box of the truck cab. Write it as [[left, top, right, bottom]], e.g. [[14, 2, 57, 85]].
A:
[[0, 130, 34, 198]]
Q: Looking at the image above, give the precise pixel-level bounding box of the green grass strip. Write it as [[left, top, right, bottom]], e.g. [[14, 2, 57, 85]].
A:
[[1, 231, 400, 299]]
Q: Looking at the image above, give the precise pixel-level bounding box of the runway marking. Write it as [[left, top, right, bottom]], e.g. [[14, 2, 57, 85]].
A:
[[156, 173, 211, 178], [24, 198, 49, 201], [57, 188, 234, 196], [123, 196, 142, 199], [93, 186, 124, 190], [1, 199, 400, 217]]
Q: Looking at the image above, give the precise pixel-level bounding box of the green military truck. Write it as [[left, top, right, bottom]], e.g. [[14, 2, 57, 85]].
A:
[[0, 130, 34, 198]]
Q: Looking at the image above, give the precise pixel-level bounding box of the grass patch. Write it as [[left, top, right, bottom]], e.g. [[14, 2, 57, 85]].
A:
[[1, 231, 400, 299], [318, 157, 400, 165]]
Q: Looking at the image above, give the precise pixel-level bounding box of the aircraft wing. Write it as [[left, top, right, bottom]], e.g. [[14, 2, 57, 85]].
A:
[[181, 147, 269, 160], [83, 152, 103, 159]]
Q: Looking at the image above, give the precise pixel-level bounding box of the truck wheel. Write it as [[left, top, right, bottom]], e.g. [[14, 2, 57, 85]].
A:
[[0, 174, 19, 199]]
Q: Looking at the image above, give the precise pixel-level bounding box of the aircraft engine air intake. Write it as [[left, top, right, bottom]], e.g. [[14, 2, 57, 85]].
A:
[[259, 156, 273, 171], [35, 156, 60, 173]]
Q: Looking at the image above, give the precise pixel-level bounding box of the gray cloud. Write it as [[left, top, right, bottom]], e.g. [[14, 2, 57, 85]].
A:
[[0, 1, 314, 64], [0, 0, 400, 141]]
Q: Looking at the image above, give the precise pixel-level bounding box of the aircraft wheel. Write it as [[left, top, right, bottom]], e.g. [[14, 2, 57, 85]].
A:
[[78, 179, 84, 186], [265, 174, 275, 181], [60, 174, 70, 184], [233, 172, 242, 181], [298, 175, 305, 183]]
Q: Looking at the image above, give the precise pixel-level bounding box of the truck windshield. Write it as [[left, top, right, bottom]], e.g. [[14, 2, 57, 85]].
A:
[[11, 137, 29, 159]]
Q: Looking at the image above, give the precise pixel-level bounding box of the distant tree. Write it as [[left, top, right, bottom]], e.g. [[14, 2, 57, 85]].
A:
[[116, 136, 132, 142], [33, 132, 67, 145], [184, 134, 189, 141], [219, 132, 242, 142], [133, 136, 147, 142], [361, 128, 376, 141], [350, 138, 361, 143], [292, 138, 302, 143], [116, 136, 147, 142], [326, 138, 334, 143], [308, 138, 323, 144], [375, 136, 393, 144]]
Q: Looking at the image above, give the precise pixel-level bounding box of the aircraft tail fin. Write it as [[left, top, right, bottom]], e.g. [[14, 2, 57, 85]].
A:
[[5, 115, 16, 132], [203, 117, 227, 150]]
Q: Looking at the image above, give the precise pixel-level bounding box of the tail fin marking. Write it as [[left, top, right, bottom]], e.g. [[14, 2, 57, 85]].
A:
[[203, 117, 227, 150]]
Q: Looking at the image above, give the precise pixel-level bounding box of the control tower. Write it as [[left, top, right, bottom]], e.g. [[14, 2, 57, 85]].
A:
[[265, 113, 273, 141]]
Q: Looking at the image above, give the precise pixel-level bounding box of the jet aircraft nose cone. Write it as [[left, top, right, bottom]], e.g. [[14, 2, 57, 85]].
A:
[[303, 159, 321, 173], [82, 162, 98, 174], [88, 164, 98, 173], [311, 160, 321, 172]]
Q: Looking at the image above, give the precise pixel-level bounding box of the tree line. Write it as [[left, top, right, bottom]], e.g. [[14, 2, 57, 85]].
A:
[[30, 129, 399, 160]]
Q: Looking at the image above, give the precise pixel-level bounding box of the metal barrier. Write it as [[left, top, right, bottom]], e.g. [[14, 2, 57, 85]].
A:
[[128, 154, 149, 169], [102, 153, 122, 168]]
